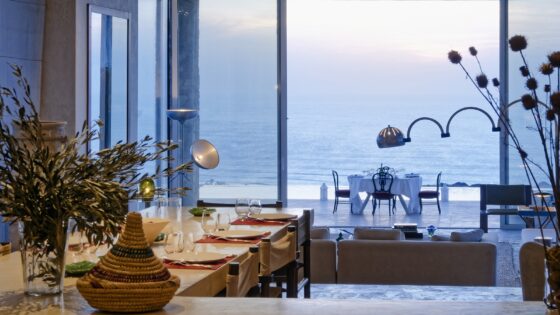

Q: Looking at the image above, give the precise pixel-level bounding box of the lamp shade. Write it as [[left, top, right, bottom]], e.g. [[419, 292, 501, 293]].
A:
[[190, 139, 219, 169], [377, 125, 405, 148], [166, 108, 198, 123]]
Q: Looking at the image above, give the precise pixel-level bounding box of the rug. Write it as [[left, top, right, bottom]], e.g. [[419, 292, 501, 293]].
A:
[[496, 241, 521, 287]]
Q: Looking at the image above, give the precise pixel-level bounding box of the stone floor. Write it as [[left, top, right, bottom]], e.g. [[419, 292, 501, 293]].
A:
[[289, 198, 528, 301]]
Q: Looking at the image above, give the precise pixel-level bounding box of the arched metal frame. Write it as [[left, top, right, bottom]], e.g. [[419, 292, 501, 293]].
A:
[[403, 107, 500, 143]]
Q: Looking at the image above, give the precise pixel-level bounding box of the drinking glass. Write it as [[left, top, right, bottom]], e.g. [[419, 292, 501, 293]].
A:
[[249, 199, 262, 216], [235, 198, 250, 220], [201, 210, 217, 237], [158, 197, 184, 254], [216, 213, 231, 231], [184, 232, 196, 252]]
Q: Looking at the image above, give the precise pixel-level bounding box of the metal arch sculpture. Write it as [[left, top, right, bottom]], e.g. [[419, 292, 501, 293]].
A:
[[445, 106, 501, 137], [403, 117, 447, 143]]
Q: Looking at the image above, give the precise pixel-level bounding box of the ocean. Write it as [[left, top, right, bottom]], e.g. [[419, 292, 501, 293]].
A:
[[199, 99, 510, 190]]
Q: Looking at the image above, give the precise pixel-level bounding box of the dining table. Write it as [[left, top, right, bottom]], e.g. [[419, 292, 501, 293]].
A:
[[347, 174, 423, 215], [0, 206, 309, 300]]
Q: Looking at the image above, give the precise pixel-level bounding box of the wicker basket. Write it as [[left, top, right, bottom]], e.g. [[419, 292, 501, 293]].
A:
[[77, 212, 180, 313]]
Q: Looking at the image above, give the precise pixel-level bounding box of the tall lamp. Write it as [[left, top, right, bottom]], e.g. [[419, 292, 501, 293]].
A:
[[377, 106, 501, 148], [166, 109, 220, 189]]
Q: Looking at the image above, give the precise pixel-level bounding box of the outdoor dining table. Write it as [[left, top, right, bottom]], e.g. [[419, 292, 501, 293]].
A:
[[0, 207, 307, 298], [347, 175, 423, 215]]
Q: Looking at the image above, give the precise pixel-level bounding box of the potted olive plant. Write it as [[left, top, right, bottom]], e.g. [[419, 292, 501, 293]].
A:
[[0, 65, 191, 295]]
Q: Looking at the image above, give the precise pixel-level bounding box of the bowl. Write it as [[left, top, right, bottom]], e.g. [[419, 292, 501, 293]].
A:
[[188, 207, 216, 217], [142, 218, 170, 245]]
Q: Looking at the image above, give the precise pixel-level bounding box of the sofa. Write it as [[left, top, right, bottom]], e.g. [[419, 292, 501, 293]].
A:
[[518, 228, 556, 301], [311, 227, 497, 286]]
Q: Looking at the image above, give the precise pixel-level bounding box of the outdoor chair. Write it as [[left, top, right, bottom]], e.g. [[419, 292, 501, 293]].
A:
[[419, 172, 442, 214], [332, 170, 351, 213], [479, 184, 532, 232], [371, 171, 396, 216]]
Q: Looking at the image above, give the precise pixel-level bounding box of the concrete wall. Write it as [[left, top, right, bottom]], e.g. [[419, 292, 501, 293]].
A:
[[0, 0, 45, 108], [0, 0, 46, 243], [41, 0, 137, 136]]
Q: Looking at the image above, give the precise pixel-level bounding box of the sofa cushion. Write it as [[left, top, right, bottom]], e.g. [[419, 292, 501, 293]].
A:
[[311, 227, 330, 240], [430, 235, 450, 241], [354, 228, 404, 240], [337, 240, 497, 286], [450, 229, 484, 242]]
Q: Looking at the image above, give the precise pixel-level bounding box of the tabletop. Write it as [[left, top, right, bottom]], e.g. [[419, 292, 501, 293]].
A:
[[0, 207, 309, 297], [0, 288, 547, 315]]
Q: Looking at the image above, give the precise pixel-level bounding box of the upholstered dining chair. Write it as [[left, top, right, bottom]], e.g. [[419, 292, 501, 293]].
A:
[[258, 226, 298, 298], [419, 172, 442, 214], [371, 172, 396, 216], [226, 246, 260, 297], [332, 170, 352, 213]]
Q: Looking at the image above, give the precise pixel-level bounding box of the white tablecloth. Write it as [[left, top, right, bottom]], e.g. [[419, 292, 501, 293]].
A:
[[348, 175, 423, 215]]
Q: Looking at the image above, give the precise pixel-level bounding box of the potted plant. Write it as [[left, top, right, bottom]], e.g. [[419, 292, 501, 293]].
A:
[[448, 36, 560, 310], [0, 65, 191, 296]]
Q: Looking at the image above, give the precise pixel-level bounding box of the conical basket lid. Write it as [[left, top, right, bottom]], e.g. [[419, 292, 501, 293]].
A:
[[86, 212, 171, 283]]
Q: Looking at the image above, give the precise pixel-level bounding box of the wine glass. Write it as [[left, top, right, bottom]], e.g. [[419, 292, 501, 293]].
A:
[[249, 199, 262, 217], [235, 198, 250, 220], [159, 197, 184, 254], [201, 210, 217, 237], [216, 213, 231, 231]]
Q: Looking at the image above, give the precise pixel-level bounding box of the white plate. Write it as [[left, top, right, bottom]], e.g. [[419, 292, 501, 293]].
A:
[[163, 252, 228, 264], [212, 229, 268, 239], [250, 213, 297, 221]]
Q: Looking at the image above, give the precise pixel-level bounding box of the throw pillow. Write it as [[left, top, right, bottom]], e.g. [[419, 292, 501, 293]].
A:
[[310, 227, 330, 240], [353, 228, 404, 240], [430, 235, 450, 241], [449, 229, 484, 242]]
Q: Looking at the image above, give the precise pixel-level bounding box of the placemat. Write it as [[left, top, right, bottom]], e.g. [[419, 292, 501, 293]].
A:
[[163, 255, 236, 270]]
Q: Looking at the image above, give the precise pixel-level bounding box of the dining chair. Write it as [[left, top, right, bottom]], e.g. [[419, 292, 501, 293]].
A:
[[226, 246, 260, 297], [258, 226, 298, 298], [479, 184, 532, 232], [288, 209, 312, 298], [332, 170, 352, 213], [371, 171, 396, 216], [418, 172, 442, 214]]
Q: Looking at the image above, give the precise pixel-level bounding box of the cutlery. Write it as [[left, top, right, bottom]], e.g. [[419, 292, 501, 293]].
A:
[[247, 217, 287, 224], [167, 260, 216, 269], [211, 236, 257, 243]]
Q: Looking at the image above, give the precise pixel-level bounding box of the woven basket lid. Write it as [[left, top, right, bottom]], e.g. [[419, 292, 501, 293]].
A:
[[85, 212, 171, 283]]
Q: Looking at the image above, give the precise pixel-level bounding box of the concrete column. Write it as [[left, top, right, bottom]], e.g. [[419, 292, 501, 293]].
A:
[[172, 0, 200, 206]]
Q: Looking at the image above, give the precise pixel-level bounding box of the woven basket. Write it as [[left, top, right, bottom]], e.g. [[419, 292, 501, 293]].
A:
[[77, 212, 180, 313]]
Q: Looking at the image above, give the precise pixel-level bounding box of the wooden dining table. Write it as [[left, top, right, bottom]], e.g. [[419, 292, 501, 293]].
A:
[[0, 206, 309, 298]]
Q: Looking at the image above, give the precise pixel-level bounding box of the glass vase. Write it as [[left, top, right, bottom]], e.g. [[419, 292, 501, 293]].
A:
[[19, 221, 69, 296]]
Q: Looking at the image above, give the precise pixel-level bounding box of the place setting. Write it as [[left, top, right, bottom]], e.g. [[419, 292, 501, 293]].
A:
[[230, 198, 297, 226]]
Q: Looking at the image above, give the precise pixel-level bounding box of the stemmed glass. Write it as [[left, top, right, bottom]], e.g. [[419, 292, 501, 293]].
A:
[[235, 198, 250, 221], [249, 199, 262, 217]]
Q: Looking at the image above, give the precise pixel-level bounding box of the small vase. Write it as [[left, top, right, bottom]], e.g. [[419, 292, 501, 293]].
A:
[[19, 221, 68, 296]]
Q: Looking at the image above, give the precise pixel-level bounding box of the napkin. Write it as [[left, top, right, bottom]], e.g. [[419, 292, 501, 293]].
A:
[[163, 255, 236, 270], [195, 232, 271, 245]]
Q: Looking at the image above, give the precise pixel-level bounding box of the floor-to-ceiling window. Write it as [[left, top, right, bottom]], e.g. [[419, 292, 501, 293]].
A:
[[508, 0, 560, 187], [287, 0, 500, 199], [138, 0, 168, 182], [197, 0, 279, 201]]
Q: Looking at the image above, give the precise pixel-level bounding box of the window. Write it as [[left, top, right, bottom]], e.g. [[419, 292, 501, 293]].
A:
[[288, 0, 500, 198]]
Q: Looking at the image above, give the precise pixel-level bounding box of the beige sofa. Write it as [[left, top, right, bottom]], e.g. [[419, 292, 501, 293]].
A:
[[311, 227, 497, 286], [518, 228, 556, 301]]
